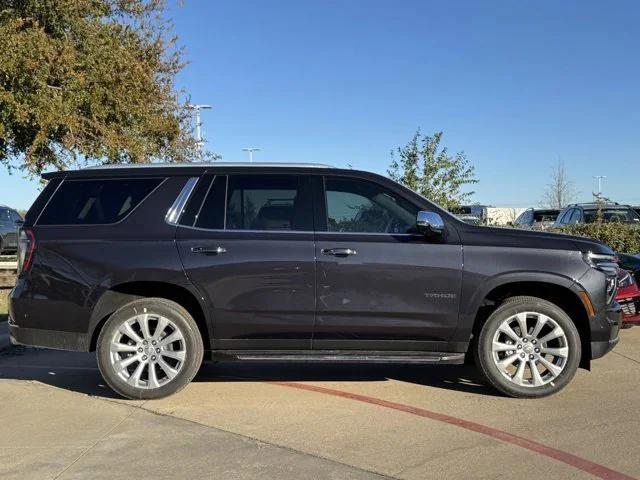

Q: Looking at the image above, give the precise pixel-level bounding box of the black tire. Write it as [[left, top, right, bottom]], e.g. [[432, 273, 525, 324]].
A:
[[474, 296, 581, 398], [97, 298, 204, 400]]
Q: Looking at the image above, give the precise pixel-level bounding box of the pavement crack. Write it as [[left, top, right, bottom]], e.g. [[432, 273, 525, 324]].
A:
[[51, 409, 136, 480], [612, 350, 640, 365]]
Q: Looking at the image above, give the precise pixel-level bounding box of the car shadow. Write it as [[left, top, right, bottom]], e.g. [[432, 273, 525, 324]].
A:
[[0, 346, 502, 400]]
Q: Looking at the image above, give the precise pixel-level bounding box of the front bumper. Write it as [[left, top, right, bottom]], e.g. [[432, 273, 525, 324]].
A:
[[590, 302, 622, 360]]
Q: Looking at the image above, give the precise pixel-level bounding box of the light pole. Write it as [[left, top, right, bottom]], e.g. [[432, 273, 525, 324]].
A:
[[187, 104, 212, 159], [242, 147, 260, 163], [593, 175, 606, 198]]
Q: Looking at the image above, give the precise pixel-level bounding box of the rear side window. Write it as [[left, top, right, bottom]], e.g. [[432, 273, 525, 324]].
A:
[[38, 178, 162, 225], [225, 175, 312, 231]]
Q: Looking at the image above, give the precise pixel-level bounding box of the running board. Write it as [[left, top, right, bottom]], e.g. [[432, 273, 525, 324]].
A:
[[213, 351, 466, 365]]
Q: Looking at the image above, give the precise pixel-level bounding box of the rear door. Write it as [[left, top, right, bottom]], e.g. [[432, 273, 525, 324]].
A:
[[313, 174, 463, 352], [176, 172, 316, 350]]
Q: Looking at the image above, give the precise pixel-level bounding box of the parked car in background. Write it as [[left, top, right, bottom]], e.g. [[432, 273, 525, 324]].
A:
[[514, 208, 560, 230], [633, 206, 640, 216], [10, 163, 622, 400], [554, 202, 640, 227], [615, 254, 640, 327], [0, 205, 23, 254]]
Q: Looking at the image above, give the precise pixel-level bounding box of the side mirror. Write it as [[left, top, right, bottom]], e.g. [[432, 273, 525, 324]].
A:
[[15, 219, 24, 227], [416, 211, 444, 236]]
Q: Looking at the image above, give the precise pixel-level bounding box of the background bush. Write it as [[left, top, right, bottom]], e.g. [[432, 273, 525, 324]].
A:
[[555, 223, 640, 253]]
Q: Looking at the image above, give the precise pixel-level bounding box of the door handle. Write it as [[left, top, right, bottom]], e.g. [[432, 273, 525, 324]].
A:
[[191, 246, 227, 255], [321, 248, 357, 257]]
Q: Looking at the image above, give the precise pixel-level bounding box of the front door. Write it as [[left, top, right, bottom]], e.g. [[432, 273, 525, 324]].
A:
[[313, 175, 463, 351], [176, 173, 316, 350]]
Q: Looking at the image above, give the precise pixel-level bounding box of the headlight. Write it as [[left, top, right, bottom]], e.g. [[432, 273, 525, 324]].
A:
[[618, 269, 635, 289], [582, 251, 619, 303]]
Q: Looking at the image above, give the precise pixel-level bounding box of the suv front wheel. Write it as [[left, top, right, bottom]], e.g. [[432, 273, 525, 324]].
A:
[[475, 296, 581, 398], [97, 298, 204, 400]]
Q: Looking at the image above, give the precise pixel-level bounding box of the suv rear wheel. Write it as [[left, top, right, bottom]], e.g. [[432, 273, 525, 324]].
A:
[[475, 296, 581, 398], [97, 298, 204, 400]]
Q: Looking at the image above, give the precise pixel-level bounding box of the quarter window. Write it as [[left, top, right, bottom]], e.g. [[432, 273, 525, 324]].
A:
[[323, 177, 418, 233], [38, 178, 162, 225]]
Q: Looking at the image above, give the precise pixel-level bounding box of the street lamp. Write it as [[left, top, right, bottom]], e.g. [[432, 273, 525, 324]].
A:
[[242, 147, 260, 163], [593, 175, 606, 199], [187, 104, 212, 159]]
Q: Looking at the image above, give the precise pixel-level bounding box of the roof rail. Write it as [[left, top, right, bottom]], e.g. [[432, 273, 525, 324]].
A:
[[84, 161, 335, 170]]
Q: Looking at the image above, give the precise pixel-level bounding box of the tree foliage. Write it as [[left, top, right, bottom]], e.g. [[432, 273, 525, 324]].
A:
[[556, 223, 640, 254], [388, 130, 478, 211], [541, 159, 576, 209], [0, 0, 200, 175]]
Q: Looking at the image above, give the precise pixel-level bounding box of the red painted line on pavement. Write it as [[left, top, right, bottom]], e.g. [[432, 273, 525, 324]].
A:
[[271, 381, 636, 480]]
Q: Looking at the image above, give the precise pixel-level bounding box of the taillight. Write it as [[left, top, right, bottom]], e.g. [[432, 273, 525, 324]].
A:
[[17, 228, 36, 274]]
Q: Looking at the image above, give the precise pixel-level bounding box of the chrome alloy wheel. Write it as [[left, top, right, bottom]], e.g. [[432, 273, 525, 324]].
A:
[[109, 312, 186, 389], [491, 312, 569, 388]]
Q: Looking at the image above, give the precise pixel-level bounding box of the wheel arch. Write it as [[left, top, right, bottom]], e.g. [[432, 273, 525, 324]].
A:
[[468, 277, 592, 368], [88, 281, 211, 352]]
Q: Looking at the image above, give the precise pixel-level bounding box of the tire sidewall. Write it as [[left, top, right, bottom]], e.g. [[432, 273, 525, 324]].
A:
[[97, 299, 203, 400], [476, 298, 581, 398]]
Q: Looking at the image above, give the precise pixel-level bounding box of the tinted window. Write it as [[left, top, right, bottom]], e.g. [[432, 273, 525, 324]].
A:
[[568, 209, 581, 224], [38, 178, 162, 225], [533, 211, 558, 223], [10, 210, 22, 222], [584, 208, 640, 224], [179, 174, 215, 227], [557, 209, 572, 224], [223, 175, 312, 231], [194, 175, 227, 230], [324, 177, 418, 233]]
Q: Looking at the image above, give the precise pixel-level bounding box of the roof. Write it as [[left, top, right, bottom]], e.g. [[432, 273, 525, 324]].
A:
[[84, 161, 334, 170], [566, 202, 632, 209], [42, 161, 339, 180]]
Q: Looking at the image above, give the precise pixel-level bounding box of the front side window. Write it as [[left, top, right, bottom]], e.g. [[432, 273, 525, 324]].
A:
[[323, 177, 418, 234], [38, 178, 162, 225], [568, 209, 582, 224], [556, 209, 572, 225]]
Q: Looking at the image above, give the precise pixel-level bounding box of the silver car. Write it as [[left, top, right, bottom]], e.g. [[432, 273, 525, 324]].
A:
[[0, 206, 23, 254]]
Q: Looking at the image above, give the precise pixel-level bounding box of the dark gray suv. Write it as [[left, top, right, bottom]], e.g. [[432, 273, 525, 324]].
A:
[[0, 205, 23, 254], [9, 163, 622, 399]]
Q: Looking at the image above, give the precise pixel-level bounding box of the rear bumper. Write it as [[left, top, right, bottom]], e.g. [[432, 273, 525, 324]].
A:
[[8, 316, 89, 351], [590, 302, 622, 360]]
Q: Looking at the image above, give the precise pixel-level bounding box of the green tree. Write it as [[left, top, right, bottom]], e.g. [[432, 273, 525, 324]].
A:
[[0, 0, 202, 176], [388, 130, 478, 210]]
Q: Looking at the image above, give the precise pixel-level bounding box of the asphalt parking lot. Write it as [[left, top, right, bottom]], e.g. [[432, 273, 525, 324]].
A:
[[1, 327, 639, 480]]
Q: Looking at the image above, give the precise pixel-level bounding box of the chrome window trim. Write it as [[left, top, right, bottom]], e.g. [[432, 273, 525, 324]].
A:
[[166, 177, 199, 225], [174, 224, 418, 237]]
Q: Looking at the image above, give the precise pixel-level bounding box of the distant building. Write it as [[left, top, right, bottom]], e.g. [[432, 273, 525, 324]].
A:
[[453, 205, 526, 226]]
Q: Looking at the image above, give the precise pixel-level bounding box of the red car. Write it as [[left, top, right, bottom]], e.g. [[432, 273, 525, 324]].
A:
[[616, 268, 640, 327]]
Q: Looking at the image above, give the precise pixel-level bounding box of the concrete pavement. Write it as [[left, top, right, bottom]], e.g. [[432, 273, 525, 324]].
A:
[[1, 328, 639, 479]]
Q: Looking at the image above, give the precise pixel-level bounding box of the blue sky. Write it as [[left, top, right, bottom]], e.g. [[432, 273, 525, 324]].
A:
[[2, 0, 639, 209]]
